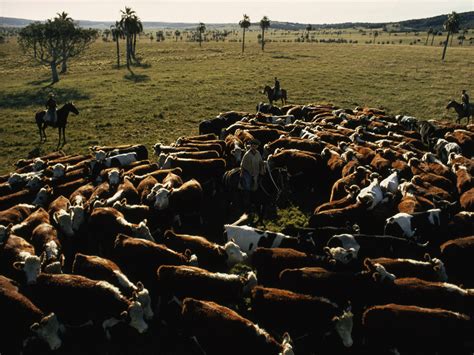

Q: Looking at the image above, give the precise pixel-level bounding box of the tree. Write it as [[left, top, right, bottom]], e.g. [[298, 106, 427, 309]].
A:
[[18, 18, 97, 83], [196, 22, 205, 47], [174, 29, 181, 42], [239, 14, 251, 54], [120, 7, 143, 69], [54, 12, 75, 73], [259, 16, 270, 51], [373, 30, 378, 44], [111, 21, 124, 68], [426, 27, 433, 45], [306, 24, 312, 40], [441, 11, 460, 60]]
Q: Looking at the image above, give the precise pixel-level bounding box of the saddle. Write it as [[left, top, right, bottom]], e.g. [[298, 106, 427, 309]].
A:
[[43, 109, 58, 126]]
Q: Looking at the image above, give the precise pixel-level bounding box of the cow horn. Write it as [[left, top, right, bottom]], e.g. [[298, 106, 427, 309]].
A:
[[424, 253, 432, 262]]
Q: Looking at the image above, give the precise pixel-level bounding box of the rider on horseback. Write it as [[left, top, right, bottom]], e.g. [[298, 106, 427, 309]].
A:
[[273, 77, 281, 98], [45, 93, 57, 125], [462, 89, 470, 116]]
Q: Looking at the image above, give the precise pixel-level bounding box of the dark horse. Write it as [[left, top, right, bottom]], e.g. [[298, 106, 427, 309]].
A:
[[35, 102, 79, 148], [263, 85, 287, 105], [222, 162, 288, 222], [446, 100, 473, 124]]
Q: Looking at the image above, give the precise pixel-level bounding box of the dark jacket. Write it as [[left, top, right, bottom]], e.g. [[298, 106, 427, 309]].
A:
[[46, 97, 57, 111]]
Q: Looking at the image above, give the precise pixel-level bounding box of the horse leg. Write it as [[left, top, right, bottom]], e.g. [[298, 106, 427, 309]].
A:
[[62, 127, 66, 145], [42, 126, 47, 142], [57, 128, 62, 150], [37, 124, 43, 142]]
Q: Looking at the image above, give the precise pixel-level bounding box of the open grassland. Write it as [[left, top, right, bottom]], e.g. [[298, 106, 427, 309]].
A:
[[0, 37, 473, 174]]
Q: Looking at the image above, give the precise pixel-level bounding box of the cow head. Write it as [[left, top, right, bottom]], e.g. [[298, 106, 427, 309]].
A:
[[30, 312, 62, 351], [151, 187, 171, 210], [324, 246, 357, 265], [133, 282, 154, 320], [364, 259, 396, 283], [8, 173, 24, 186], [51, 163, 66, 179], [231, 146, 244, 164], [162, 155, 175, 169], [332, 308, 353, 348], [70, 203, 85, 233], [157, 153, 168, 168], [121, 300, 148, 334], [241, 271, 258, 296], [95, 150, 107, 162], [32, 158, 46, 172], [424, 253, 448, 282], [53, 210, 74, 238], [13, 254, 41, 284], [0, 223, 12, 245], [33, 186, 53, 207], [26, 175, 43, 191], [132, 220, 154, 242], [223, 240, 248, 266], [108, 169, 122, 187]]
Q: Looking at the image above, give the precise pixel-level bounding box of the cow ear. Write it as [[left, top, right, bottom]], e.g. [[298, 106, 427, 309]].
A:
[[13, 261, 24, 270], [121, 198, 127, 205], [363, 258, 373, 270], [120, 311, 128, 320], [30, 323, 40, 332], [53, 211, 60, 224], [6, 223, 13, 233], [120, 169, 124, 177], [433, 265, 440, 271], [184, 249, 192, 258]]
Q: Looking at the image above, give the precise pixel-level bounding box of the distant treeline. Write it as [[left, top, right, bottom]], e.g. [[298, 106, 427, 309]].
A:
[[1, 11, 473, 31]]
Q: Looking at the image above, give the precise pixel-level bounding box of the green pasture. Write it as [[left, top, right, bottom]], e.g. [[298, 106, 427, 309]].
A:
[[0, 36, 473, 175]]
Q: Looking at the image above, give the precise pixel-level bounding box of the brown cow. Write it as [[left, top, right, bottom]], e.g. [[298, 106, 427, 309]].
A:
[[181, 298, 294, 355]]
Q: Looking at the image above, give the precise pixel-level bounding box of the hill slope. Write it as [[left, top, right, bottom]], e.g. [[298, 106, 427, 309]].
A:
[[1, 11, 473, 31]]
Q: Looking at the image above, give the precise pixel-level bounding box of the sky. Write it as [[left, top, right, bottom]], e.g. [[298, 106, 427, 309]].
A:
[[0, 0, 472, 24]]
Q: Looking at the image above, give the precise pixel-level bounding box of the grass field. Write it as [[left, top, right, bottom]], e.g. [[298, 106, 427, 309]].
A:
[[0, 35, 473, 175]]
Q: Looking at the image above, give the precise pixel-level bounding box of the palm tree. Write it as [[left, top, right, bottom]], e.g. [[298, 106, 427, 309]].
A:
[[111, 21, 123, 68], [431, 30, 436, 45], [373, 30, 378, 44], [55, 11, 74, 73], [174, 29, 181, 41], [259, 16, 270, 51], [425, 27, 433, 45], [120, 7, 142, 68], [441, 11, 460, 60], [305, 24, 312, 41], [239, 14, 251, 54], [196, 22, 206, 47]]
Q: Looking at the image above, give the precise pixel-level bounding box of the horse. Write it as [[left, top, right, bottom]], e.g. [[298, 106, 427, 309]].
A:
[[35, 102, 79, 149], [262, 85, 287, 105], [222, 162, 288, 222], [446, 99, 473, 124]]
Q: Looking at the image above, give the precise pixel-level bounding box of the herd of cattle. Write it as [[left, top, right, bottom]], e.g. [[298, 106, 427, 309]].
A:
[[0, 102, 473, 354]]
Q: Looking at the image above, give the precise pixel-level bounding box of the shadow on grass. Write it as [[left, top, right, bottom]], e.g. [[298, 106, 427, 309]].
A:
[[124, 73, 150, 82], [0, 88, 90, 109], [27, 76, 53, 86]]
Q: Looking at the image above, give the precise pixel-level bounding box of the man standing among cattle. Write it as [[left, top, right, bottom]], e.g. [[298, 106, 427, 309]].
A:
[[45, 93, 57, 125], [239, 139, 264, 209]]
